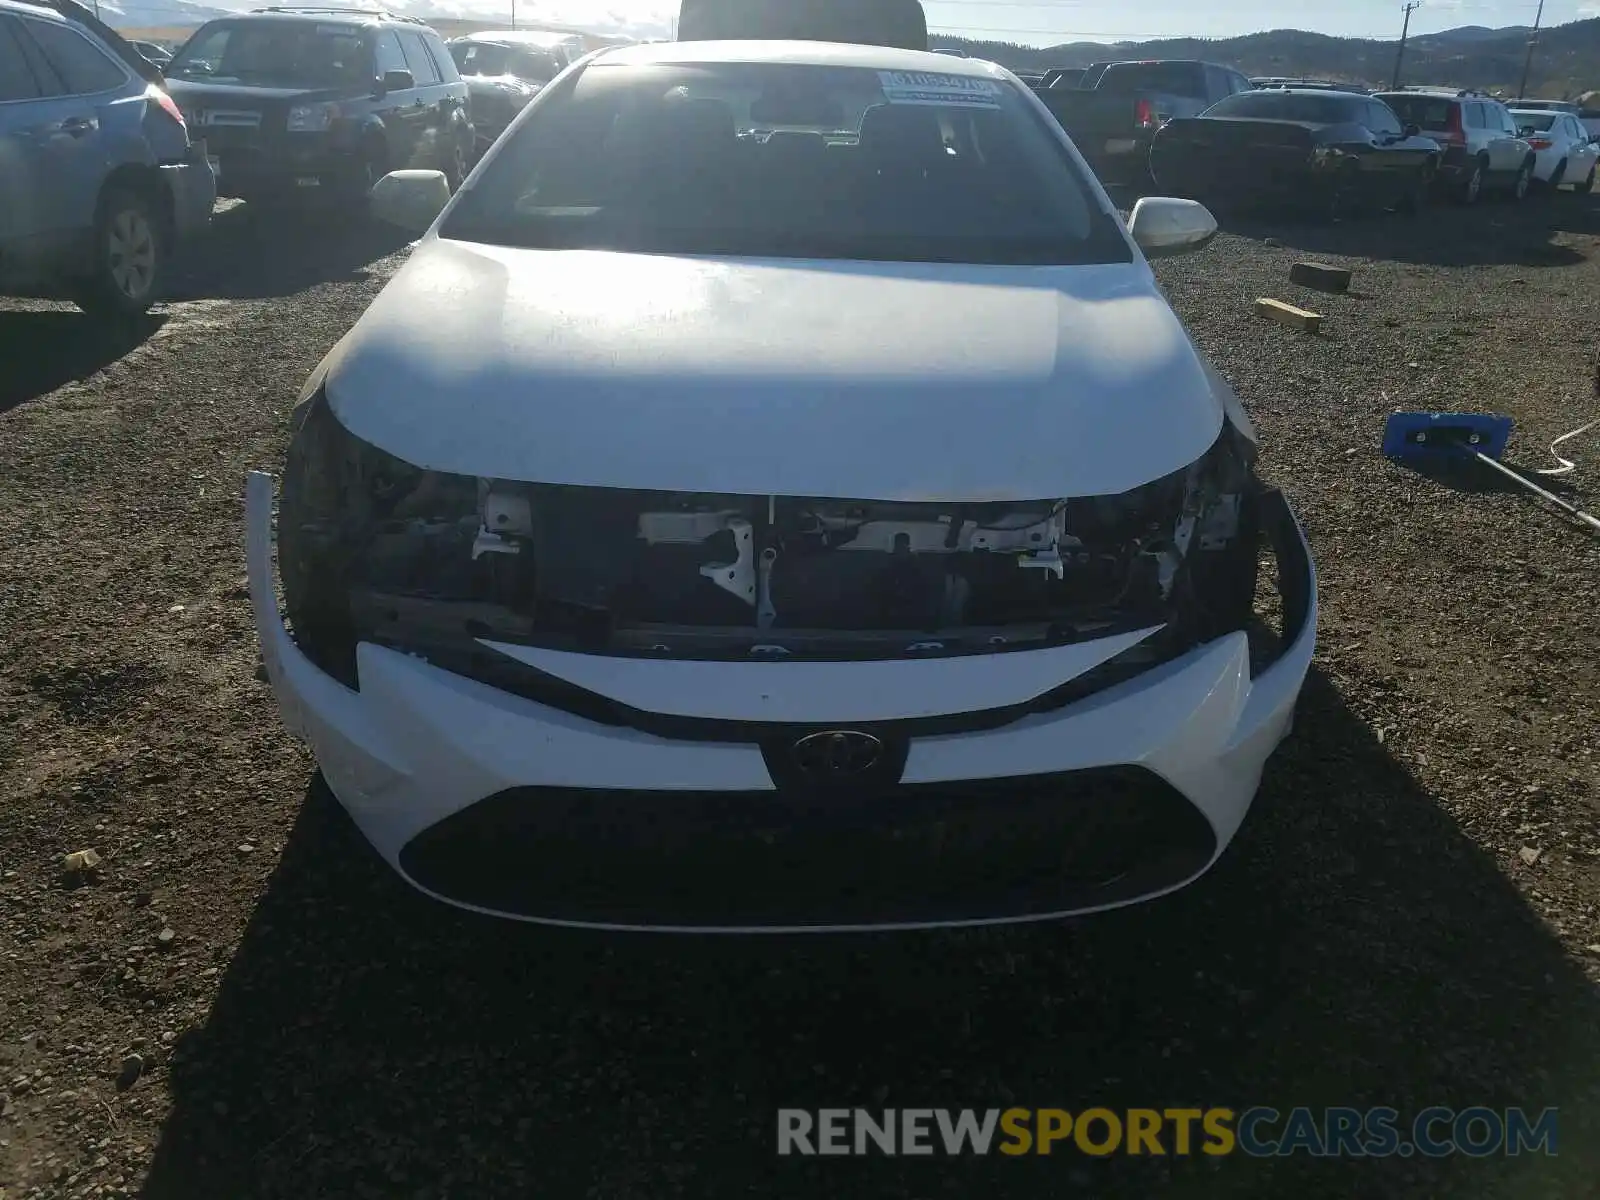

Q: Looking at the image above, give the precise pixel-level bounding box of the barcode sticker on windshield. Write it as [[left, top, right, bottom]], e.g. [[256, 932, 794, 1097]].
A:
[[877, 70, 1002, 107]]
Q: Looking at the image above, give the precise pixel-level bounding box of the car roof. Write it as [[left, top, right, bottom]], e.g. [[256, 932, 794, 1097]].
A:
[[205, 7, 429, 28], [455, 29, 581, 45], [0, 0, 72, 24], [595, 38, 1011, 79], [1252, 87, 1368, 99]]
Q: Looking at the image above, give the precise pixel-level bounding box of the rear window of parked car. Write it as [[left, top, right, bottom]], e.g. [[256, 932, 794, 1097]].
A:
[[1202, 91, 1364, 123], [1512, 112, 1558, 131], [440, 61, 1131, 266], [1380, 94, 1455, 129], [1095, 61, 1206, 98]]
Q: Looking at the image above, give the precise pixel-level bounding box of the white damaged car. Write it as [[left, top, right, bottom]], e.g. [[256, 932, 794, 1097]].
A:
[[246, 40, 1317, 931]]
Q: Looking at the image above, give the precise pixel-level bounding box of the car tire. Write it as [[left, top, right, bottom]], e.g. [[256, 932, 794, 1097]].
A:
[[72, 185, 166, 320], [1547, 158, 1567, 190], [1459, 157, 1486, 204], [1579, 164, 1597, 195], [1508, 158, 1533, 201], [444, 134, 469, 192], [339, 149, 385, 219]]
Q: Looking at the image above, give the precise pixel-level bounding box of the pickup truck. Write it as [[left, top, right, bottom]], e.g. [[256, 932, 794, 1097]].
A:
[[1030, 59, 1256, 187]]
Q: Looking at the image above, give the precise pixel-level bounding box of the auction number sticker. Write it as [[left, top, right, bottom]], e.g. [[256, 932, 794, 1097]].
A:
[[876, 70, 1002, 107]]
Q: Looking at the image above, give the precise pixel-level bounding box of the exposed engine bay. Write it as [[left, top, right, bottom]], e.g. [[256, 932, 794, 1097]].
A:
[[279, 390, 1262, 683]]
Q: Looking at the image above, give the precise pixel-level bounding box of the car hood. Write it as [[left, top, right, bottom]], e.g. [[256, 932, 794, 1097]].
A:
[[320, 239, 1225, 502], [165, 79, 353, 105], [462, 74, 544, 93]]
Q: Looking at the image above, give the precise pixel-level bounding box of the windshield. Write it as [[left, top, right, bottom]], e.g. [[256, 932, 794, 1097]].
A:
[[1204, 91, 1363, 123], [168, 20, 371, 87], [440, 61, 1128, 265], [450, 41, 561, 83], [1095, 62, 1206, 98], [1511, 112, 1558, 131], [1378, 94, 1454, 129]]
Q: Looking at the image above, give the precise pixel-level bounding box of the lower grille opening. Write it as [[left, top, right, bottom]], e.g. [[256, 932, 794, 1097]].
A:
[[398, 767, 1217, 928]]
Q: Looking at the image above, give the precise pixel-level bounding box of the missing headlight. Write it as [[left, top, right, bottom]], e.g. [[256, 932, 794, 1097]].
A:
[[277, 389, 1264, 691]]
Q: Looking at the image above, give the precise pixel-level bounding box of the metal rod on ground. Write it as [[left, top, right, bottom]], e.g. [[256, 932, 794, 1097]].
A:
[[1471, 449, 1600, 533], [1518, 0, 1546, 100], [1392, 1, 1421, 91]]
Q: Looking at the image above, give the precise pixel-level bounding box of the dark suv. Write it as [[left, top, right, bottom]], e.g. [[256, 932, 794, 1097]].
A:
[[164, 6, 473, 209]]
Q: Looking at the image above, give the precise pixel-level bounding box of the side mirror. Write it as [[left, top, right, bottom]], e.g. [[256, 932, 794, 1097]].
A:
[[377, 68, 414, 95], [1404, 122, 1421, 138], [370, 169, 451, 232], [1127, 196, 1218, 259]]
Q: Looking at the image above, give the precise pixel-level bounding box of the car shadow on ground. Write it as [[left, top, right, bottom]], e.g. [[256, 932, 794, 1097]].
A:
[[140, 670, 1600, 1199], [168, 202, 414, 303], [0, 310, 167, 416], [1213, 193, 1593, 268]]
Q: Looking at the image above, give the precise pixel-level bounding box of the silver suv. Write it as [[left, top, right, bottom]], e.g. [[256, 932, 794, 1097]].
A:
[[0, 0, 215, 317], [1374, 88, 1535, 203]]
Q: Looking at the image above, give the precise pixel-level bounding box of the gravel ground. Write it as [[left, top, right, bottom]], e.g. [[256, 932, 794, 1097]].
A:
[[2, 193, 1599, 1200]]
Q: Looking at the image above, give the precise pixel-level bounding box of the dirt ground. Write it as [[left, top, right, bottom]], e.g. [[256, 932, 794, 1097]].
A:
[[2, 191, 1600, 1200]]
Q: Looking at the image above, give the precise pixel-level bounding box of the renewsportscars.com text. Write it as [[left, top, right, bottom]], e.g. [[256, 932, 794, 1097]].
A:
[[777, 1107, 1559, 1158]]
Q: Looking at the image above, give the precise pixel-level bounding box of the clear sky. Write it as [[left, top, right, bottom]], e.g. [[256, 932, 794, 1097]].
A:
[[920, 0, 1595, 44], [394, 0, 1599, 44]]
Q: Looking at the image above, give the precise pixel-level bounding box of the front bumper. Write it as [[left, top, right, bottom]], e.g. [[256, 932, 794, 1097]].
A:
[[206, 130, 366, 198], [245, 471, 1318, 932]]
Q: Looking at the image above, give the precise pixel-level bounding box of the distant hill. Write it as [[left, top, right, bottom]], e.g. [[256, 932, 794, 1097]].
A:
[[933, 20, 1600, 98], [99, 0, 228, 29]]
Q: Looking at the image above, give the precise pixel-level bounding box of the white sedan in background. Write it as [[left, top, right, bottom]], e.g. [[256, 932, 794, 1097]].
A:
[[1509, 107, 1599, 192], [246, 40, 1317, 932]]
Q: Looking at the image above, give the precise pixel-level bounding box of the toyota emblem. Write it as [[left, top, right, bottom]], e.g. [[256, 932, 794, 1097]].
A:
[[790, 730, 884, 778]]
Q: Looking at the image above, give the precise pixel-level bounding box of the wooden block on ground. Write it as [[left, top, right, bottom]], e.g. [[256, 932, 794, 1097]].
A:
[[1289, 260, 1352, 293], [1255, 297, 1323, 333]]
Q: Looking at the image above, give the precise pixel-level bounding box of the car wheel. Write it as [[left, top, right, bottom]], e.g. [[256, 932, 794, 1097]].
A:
[[445, 136, 469, 192], [1460, 158, 1486, 204], [1509, 158, 1533, 201], [1579, 164, 1597, 195], [1547, 158, 1567, 190], [73, 186, 166, 320], [340, 151, 385, 219]]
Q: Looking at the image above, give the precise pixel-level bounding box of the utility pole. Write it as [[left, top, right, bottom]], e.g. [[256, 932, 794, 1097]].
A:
[[1517, 0, 1545, 100], [1392, 1, 1422, 91]]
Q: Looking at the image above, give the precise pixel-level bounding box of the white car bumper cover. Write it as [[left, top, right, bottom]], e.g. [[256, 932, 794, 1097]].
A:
[[245, 471, 1318, 931]]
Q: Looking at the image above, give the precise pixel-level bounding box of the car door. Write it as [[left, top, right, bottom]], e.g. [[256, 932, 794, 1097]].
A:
[[0, 14, 51, 275], [9, 14, 128, 264], [370, 28, 422, 167], [421, 29, 469, 164], [1566, 115, 1597, 174], [1486, 103, 1521, 175], [395, 28, 444, 170]]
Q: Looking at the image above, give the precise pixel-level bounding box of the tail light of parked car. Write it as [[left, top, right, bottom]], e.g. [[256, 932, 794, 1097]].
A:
[[1526, 136, 1552, 150], [1440, 104, 1466, 146], [1134, 97, 1156, 129], [147, 84, 188, 135]]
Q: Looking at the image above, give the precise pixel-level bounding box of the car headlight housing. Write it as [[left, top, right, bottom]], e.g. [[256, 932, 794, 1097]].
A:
[[279, 386, 480, 686], [287, 102, 341, 132], [277, 387, 1265, 702]]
